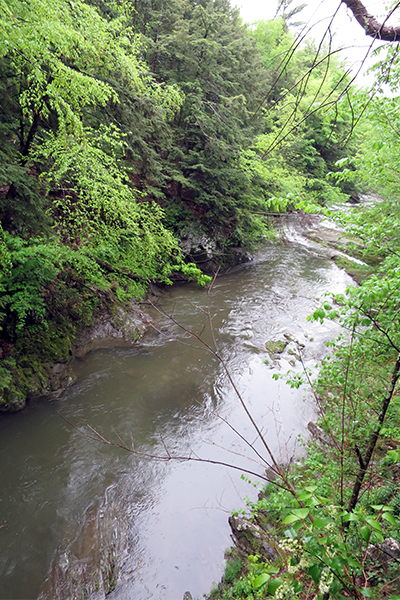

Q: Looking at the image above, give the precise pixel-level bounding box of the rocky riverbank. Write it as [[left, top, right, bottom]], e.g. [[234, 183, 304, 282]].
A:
[[0, 229, 255, 414], [292, 210, 379, 285], [0, 303, 152, 412]]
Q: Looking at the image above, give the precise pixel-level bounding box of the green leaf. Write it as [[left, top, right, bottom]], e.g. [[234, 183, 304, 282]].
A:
[[360, 525, 371, 542], [291, 508, 309, 519], [253, 573, 270, 589], [297, 492, 312, 502], [267, 578, 283, 595], [361, 588, 374, 598], [308, 563, 322, 584], [330, 556, 348, 570], [373, 531, 384, 543], [283, 514, 301, 524], [266, 566, 280, 574], [382, 512, 397, 526], [284, 528, 297, 538], [365, 517, 382, 532], [387, 450, 400, 462], [330, 578, 343, 595], [348, 512, 360, 522], [342, 512, 351, 522], [312, 517, 331, 529], [347, 557, 362, 568], [370, 505, 393, 512]]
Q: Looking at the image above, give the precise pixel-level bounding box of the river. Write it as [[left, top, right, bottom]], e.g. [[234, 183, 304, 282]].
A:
[[0, 222, 355, 599]]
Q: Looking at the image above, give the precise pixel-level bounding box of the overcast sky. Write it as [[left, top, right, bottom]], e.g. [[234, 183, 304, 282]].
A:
[[236, 0, 400, 87]]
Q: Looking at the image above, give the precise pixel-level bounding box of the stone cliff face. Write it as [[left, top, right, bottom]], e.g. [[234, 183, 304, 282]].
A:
[[179, 226, 253, 274], [0, 304, 151, 412]]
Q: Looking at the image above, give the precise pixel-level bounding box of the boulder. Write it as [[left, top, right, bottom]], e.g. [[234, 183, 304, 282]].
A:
[[307, 422, 332, 447], [265, 338, 288, 356], [367, 538, 400, 566], [228, 516, 277, 561]]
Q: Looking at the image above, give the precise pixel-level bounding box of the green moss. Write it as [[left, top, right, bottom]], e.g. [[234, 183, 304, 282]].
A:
[[265, 339, 288, 356], [1, 313, 77, 409], [0, 384, 26, 411], [224, 556, 243, 584], [332, 255, 375, 285]]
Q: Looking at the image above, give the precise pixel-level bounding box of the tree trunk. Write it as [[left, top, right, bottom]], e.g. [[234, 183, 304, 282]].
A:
[[348, 353, 400, 513]]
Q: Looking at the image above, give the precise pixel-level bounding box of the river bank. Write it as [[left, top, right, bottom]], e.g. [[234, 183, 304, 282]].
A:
[[0, 222, 362, 599], [207, 452, 400, 600], [0, 302, 153, 412], [0, 210, 360, 415], [204, 207, 400, 600], [0, 232, 255, 413]]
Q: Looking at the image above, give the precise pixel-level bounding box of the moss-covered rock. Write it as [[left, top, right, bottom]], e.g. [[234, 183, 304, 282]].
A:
[[265, 338, 288, 356], [0, 303, 150, 413]]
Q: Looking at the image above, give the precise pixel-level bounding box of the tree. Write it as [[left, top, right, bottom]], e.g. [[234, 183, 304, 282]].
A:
[[129, 0, 271, 248], [342, 0, 400, 42], [274, 0, 306, 29], [0, 0, 207, 407]]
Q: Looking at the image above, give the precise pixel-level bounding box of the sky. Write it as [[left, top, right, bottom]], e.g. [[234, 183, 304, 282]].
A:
[[236, 0, 400, 87]]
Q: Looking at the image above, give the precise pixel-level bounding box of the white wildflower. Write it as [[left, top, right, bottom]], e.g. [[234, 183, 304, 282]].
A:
[[279, 538, 302, 555], [287, 563, 300, 574], [299, 557, 310, 569], [319, 570, 334, 594], [275, 581, 294, 599]]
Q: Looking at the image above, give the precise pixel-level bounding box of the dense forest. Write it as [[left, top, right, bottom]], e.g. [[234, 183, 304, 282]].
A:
[[2, 0, 400, 596], [0, 0, 361, 408]]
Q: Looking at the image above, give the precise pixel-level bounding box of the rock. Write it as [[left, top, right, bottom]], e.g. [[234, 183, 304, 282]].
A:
[[367, 538, 400, 565], [0, 389, 25, 412], [244, 343, 262, 354], [228, 516, 277, 561], [265, 338, 288, 356], [38, 491, 129, 600], [287, 348, 301, 361], [283, 333, 295, 342], [48, 362, 73, 393], [75, 305, 148, 359], [179, 225, 253, 273], [307, 422, 332, 447], [183, 592, 193, 600]]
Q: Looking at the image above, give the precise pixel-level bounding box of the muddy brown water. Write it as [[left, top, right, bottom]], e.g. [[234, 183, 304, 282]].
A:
[[0, 232, 354, 599]]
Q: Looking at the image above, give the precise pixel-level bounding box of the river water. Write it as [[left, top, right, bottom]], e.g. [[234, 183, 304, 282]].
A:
[[0, 224, 355, 600]]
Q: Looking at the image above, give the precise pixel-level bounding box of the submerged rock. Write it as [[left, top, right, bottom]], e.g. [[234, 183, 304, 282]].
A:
[[38, 490, 129, 600]]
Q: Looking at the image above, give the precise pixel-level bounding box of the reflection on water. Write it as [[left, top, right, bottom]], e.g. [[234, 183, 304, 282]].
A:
[[0, 242, 354, 600]]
